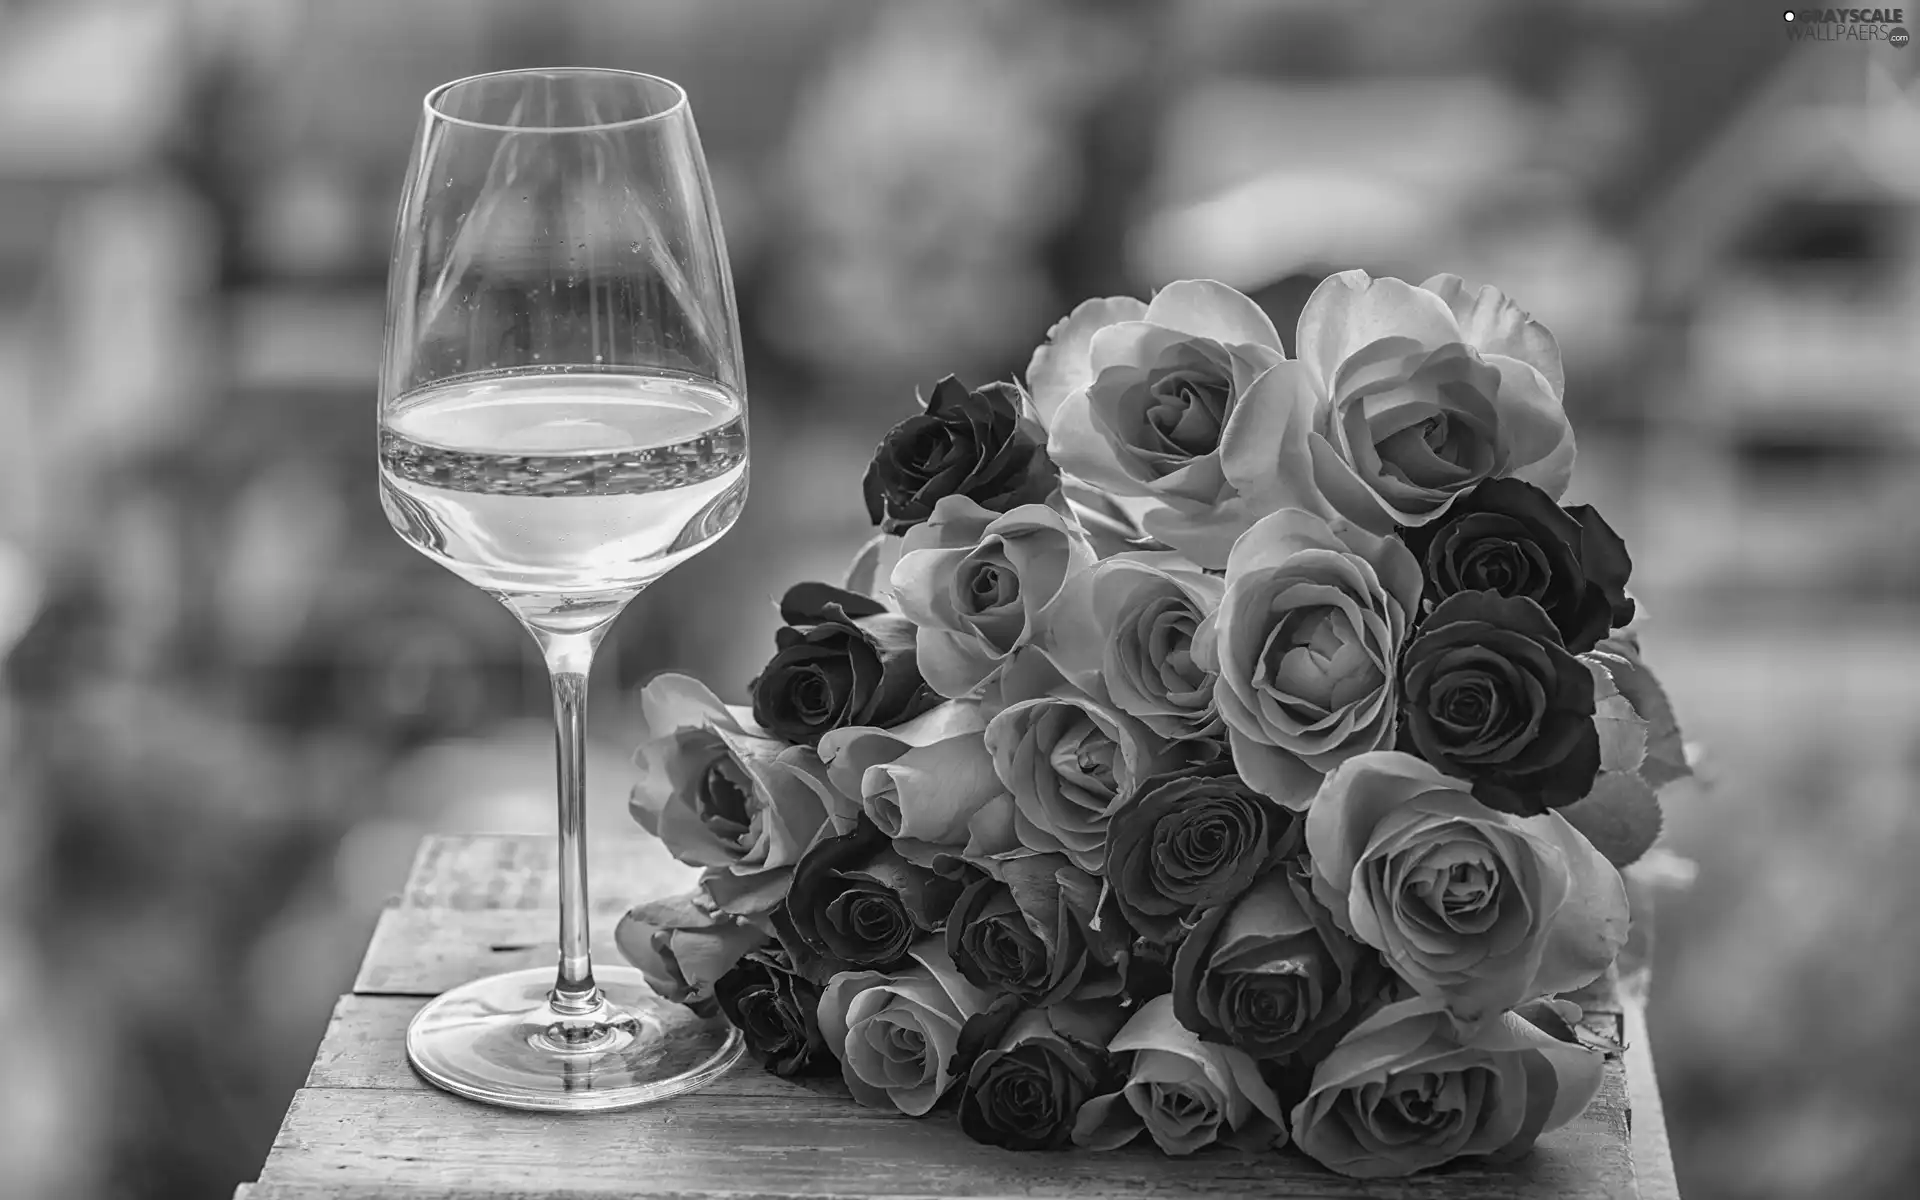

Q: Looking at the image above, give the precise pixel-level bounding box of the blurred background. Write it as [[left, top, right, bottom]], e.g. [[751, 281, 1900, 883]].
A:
[[0, 1, 1914, 1197]]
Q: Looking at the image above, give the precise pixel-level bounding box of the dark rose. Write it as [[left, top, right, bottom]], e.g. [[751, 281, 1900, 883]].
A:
[[945, 855, 1125, 1006], [1398, 590, 1600, 815], [777, 816, 964, 980], [749, 583, 940, 748], [1104, 760, 1302, 946], [862, 376, 1061, 536], [1172, 862, 1391, 1066], [953, 1000, 1125, 1151], [1402, 478, 1633, 655], [713, 944, 835, 1077]]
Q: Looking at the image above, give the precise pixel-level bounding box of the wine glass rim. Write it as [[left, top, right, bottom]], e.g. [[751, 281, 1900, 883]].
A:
[[423, 67, 689, 133]]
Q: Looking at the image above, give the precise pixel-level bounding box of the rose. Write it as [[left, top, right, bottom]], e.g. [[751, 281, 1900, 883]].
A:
[[713, 944, 835, 1077], [816, 702, 1011, 856], [778, 815, 965, 979], [890, 497, 1095, 701], [816, 943, 989, 1115], [1398, 590, 1601, 815], [945, 854, 1123, 1006], [1195, 508, 1421, 807], [986, 688, 1175, 873], [1307, 751, 1628, 1031], [1072, 995, 1288, 1156], [614, 890, 769, 1012], [1044, 551, 1225, 743], [631, 674, 841, 915], [1290, 995, 1605, 1178], [1171, 861, 1391, 1064], [953, 1000, 1126, 1150], [749, 583, 940, 748], [1222, 271, 1575, 535], [1033, 280, 1286, 565], [862, 375, 1061, 536], [1103, 760, 1301, 945], [1401, 478, 1633, 655]]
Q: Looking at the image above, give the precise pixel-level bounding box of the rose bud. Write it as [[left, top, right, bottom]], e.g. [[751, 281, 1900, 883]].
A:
[[862, 376, 1060, 537], [986, 687, 1177, 874], [954, 999, 1126, 1151], [1195, 507, 1422, 808], [1401, 478, 1633, 655], [778, 815, 964, 979], [1306, 751, 1628, 1033], [1072, 995, 1288, 1156], [613, 890, 770, 1014], [1043, 551, 1226, 744], [712, 944, 836, 1078], [749, 583, 941, 748], [1171, 861, 1391, 1065], [1104, 760, 1302, 946], [889, 497, 1094, 702], [944, 853, 1125, 1006], [816, 942, 989, 1115], [817, 702, 1007, 854], [1397, 590, 1601, 814], [630, 673, 843, 917], [1291, 995, 1606, 1178]]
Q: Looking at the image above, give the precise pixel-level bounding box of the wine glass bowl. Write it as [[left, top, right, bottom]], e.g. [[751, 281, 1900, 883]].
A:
[[377, 68, 747, 1111]]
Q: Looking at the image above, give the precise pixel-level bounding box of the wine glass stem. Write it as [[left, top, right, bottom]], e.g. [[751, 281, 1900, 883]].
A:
[[531, 623, 610, 1015]]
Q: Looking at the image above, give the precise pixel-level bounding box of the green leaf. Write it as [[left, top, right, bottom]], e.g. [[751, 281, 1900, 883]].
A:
[[1558, 770, 1663, 869], [1593, 637, 1690, 788], [1584, 657, 1647, 776]]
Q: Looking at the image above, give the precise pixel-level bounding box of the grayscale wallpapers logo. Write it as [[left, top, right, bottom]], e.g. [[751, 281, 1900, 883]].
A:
[[1784, 8, 1911, 45]]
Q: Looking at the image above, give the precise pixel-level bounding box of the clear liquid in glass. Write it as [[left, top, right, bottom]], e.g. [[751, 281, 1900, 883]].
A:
[[379, 371, 748, 605]]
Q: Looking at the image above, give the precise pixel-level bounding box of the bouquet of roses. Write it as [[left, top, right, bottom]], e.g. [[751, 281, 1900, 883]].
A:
[[617, 272, 1688, 1178]]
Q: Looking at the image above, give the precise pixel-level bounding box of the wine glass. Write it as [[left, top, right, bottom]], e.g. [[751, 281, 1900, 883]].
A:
[[377, 68, 748, 1111]]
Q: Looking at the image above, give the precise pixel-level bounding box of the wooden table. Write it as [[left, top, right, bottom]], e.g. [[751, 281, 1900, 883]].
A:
[[235, 833, 1679, 1199]]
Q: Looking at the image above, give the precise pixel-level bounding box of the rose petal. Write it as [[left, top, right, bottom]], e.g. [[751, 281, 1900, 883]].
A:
[[1071, 1089, 1145, 1150], [819, 704, 998, 846], [1420, 274, 1565, 399], [1026, 294, 1150, 427], [1216, 360, 1327, 520], [1522, 811, 1630, 996], [1480, 353, 1576, 500], [614, 891, 767, 1006], [1295, 271, 1464, 392], [1142, 279, 1284, 351]]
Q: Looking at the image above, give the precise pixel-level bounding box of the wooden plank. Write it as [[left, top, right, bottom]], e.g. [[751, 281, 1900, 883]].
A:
[[353, 903, 634, 995], [238, 1186, 952, 1200], [259, 1076, 1633, 1200], [247, 833, 1656, 1200], [1623, 983, 1680, 1200], [397, 834, 695, 912], [280, 996, 1634, 1199]]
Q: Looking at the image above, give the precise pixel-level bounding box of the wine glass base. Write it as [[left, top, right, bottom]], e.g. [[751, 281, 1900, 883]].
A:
[[405, 965, 744, 1111]]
